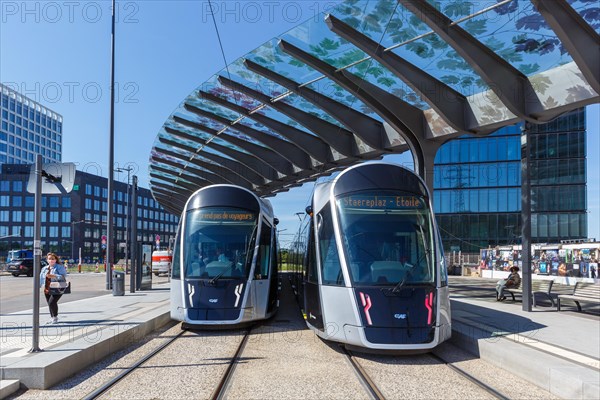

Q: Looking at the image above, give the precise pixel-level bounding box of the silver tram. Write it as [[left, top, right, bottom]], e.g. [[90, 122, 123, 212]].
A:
[[290, 162, 451, 351], [170, 185, 279, 328]]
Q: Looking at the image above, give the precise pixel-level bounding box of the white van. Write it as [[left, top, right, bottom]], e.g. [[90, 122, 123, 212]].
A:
[[152, 250, 172, 276]]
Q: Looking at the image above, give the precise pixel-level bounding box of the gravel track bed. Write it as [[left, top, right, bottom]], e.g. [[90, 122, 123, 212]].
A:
[[99, 329, 246, 399], [433, 341, 558, 399], [9, 321, 181, 400], [352, 351, 496, 399], [226, 279, 369, 400], [226, 323, 369, 400]]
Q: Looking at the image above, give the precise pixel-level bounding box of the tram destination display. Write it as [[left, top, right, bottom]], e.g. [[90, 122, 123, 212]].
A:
[[339, 194, 424, 209]]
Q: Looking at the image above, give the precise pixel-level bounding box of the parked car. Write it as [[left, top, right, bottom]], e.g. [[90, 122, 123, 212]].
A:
[[6, 258, 48, 277], [151, 250, 172, 276]]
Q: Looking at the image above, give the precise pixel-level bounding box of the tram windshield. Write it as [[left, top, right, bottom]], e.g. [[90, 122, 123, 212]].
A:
[[336, 191, 435, 286], [183, 207, 257, 279]]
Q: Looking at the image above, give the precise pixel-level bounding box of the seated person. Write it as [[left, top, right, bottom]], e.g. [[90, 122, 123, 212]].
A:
[[399, 255, 414, 270], [215, 248, 230, 262]]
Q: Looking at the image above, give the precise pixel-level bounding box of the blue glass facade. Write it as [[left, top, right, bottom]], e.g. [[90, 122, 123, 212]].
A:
[[0, 83, 62, 164], [434, 109, 587, 252]]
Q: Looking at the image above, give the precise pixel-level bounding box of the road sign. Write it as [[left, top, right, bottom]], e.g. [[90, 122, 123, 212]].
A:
[[155, 234, 160, 241], [27, 162, 76, 194]]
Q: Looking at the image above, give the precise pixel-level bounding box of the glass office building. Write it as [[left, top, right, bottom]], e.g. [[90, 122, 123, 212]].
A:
[[0, 83, 62, 165], [434, 108, 587, 253], [0, 164, 179, 262]]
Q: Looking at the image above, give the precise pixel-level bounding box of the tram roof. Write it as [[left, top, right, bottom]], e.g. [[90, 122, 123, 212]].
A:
[[149, 0, 600, 215]]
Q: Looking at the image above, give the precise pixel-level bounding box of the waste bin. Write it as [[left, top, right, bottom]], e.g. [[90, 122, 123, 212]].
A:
[[112, 270, 125, 296]]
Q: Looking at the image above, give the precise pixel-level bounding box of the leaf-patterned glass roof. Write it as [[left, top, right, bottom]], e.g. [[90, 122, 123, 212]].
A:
[[150, 0, 600, 215]]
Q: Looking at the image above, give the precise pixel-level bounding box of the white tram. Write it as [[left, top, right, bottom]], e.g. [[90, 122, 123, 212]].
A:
[[291, 162, 451, 352], [170, 185, 279, 328]]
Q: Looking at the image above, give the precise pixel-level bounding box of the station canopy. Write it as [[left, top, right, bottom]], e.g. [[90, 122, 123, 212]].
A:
[[149, 0, 600, 215]]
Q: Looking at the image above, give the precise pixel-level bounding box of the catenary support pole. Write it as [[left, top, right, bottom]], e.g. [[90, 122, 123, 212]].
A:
[[29, 155, 42, 352], [106, 0, 116, 290], [521, 122, 532, 312], [130, 175, 138, 292]]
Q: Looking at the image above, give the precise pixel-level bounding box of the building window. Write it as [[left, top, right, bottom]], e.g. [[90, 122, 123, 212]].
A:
[[49, 211, 59, 222], [62, 197, 71, 208], [12, 211, 22, 222]]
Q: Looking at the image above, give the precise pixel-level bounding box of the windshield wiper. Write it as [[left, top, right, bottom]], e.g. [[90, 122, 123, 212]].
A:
[[208, 271, 225, 285], [392, 277, 407, 294]]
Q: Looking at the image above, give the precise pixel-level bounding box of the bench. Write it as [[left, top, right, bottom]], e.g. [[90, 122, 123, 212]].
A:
[[557, 282, 600, 311], [504, 280, 554, 307]]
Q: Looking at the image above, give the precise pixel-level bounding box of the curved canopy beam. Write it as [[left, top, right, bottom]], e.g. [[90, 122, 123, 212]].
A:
[[400, 0, 542, 121], [154, 144, 259, 189], [198, 90, 335, 164], [325, 13, 475, 133], [278, 39, 427, 178], [183, 104, 315, 170], [218, 75, 360, 157], [243, 59, 388, 150], [170, 117, 297, 176], [163, 127, 279, 182]]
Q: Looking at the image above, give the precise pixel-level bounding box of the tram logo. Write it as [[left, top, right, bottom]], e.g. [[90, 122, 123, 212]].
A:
[[209, 298, 218, 303], [394, 313, 407, 319]]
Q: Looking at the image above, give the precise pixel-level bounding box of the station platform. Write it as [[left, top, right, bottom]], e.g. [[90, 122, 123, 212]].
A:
[[0, 277, 598, 399], [0, 284, 171, 394]]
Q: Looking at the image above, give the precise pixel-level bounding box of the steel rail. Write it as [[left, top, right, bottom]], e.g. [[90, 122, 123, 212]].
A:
[[429, 352, 510, 400], [210, 329, 252, 400], [342, 347, 385, 400], [81, 324, 185, 400]]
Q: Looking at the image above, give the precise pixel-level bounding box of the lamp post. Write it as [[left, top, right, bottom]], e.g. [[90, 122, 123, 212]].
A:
[[115, 166, 133, 273], [71, 219, 85, 261]]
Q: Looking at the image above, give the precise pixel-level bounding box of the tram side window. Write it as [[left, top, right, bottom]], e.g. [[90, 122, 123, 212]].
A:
[[254, 221, 272, 280], [318, 206, 343, 286], [172, 226, 181, 278], [438, 233, 448, 286], [306, 220, 318, 283]]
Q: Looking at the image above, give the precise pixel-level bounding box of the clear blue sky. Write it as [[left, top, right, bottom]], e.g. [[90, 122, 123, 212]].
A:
[[1, 1, 598, 247]]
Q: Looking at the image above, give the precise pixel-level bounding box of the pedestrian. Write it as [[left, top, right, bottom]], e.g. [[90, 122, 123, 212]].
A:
[[496, 266, 521, 301], [40, 252, 68, 324], [64, 259, 69, 271]]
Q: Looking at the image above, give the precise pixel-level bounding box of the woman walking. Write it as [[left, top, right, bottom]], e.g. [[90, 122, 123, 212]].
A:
[[40, 252, 68, 324]]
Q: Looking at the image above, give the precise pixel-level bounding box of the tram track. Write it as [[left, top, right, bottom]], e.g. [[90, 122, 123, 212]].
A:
[[210, 328, 252, 400], [82, 324, 186, 400], [81, 324, 252, 400], [342, 347, 385, 400], [345, 346, 511, 400], [428, 351, 510, 400]]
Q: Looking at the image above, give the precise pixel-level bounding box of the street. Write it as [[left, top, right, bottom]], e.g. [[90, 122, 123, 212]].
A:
[[0, 272, 170, 314]]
